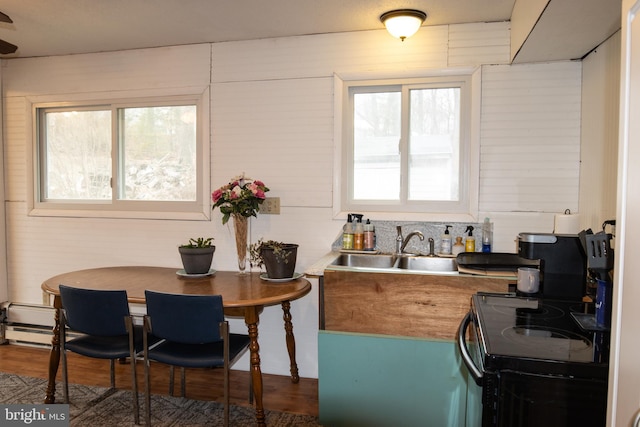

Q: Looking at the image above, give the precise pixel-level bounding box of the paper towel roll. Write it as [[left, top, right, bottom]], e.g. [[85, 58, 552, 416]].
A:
[[554, 212, 581, 234]]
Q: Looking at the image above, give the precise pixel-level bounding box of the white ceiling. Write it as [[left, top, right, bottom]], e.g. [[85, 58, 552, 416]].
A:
[[0, 0, 622, 62], [0, 0, 516, 58], [512, 0, 622, 63]]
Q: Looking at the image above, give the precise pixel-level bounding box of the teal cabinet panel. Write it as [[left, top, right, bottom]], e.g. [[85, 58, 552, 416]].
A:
[[319, 331, 474, 427], [465, 371, 482, 427]]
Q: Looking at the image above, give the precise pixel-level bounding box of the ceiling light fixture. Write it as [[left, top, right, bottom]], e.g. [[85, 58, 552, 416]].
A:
[[380, 9, 427, 41]]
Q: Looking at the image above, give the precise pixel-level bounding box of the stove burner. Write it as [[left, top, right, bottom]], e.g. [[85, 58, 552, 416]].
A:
[[490, 300, 565, 320], [516, 307, 544, 316], [501, 325, 593, 361]]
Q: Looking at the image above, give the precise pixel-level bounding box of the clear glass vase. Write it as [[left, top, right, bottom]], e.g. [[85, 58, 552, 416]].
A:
[[232, 214, 249, 274]]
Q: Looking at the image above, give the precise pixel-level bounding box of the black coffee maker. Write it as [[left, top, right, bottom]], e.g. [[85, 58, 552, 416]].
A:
[[517, 233, 587, 300]]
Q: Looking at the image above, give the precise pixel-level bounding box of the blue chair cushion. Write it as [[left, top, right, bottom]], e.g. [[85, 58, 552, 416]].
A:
[[146, 333, 251, 368]]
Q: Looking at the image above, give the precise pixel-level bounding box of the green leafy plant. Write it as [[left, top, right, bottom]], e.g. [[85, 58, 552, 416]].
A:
[[249, 239, 294, 269], [180, 237, 214, 248]]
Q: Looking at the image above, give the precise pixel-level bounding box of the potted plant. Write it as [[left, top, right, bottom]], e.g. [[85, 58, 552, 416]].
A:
[[178, 237, 215, 274], [249, 239, 299, 279]]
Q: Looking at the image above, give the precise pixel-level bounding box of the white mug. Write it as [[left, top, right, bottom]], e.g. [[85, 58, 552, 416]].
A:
[[517, 267, 540, 294]]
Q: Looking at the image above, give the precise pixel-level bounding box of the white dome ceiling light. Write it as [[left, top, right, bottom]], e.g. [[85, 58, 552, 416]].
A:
[[380, 9, 427, 42]]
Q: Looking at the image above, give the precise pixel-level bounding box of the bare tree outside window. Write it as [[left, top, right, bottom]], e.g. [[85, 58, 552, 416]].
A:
[[351, 86, 461, 202], [120, 106, 197, 201], [353, 92, 401, 200], [40, 104, 197, 204], [409, 87, 460, 201], [44, 110, 112, 200]]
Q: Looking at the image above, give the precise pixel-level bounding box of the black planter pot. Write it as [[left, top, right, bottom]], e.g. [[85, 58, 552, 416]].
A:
[[178, 246, 215, 274], [261, 244, 298, 279]]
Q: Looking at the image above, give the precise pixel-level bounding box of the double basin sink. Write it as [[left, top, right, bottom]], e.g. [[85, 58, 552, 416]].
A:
[[328, 252, 458, 273]]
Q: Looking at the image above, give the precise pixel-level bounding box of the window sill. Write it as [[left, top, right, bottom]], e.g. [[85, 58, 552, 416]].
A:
[[28, 208, 211, 221]]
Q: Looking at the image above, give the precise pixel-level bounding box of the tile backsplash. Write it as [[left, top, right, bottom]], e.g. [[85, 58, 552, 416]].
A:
[[331, 220, 484, 255]]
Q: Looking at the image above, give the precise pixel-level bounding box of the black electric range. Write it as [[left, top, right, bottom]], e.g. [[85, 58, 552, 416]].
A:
[[458, 293, 609, 427]]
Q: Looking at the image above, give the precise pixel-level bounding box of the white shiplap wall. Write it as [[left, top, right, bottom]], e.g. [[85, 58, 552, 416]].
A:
[[580, 32, 621, 232], [448, 22, 511, 67], [211, 78, 334, 208], [480, 62, 582, 213], [1, 22, 589, 377]]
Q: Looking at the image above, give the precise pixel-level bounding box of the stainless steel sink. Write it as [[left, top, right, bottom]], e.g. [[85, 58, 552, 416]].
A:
[[396, 256, 458, 272], [328, 253, 458, 273], [329, 253, 398, 269]]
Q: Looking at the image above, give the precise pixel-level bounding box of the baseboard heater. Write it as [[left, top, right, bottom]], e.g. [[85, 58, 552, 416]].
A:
[[1, 302, 146, 347], [1, 303, 57, 347]]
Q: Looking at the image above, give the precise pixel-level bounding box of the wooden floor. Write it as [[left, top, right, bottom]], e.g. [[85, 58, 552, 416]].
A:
[[0, 343, 318, 417]]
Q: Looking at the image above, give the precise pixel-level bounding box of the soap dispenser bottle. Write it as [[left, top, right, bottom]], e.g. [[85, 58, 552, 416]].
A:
[[440, 225, 452, 255], [364, 219, 376, 251], [452, 237, 465, 255], [465, 226, 475, 252], [342, 214, 354, 250], [353, 215, 364, 250]]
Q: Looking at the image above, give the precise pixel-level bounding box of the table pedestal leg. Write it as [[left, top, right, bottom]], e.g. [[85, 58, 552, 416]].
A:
[[281, 300, 300, 383], [45, 298, 62, 403], [245, 306, 265, 427]]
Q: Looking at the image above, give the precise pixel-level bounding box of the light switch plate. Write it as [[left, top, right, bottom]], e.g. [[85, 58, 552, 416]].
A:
[[261, 197, 280, 214]]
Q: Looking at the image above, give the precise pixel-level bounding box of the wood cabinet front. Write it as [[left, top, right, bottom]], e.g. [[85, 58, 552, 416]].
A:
[[323, 270, 510, 340]]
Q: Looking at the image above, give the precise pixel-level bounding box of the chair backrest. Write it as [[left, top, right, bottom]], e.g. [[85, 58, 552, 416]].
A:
[[59, 285, 131, 336], [144, 290, 224, 344]]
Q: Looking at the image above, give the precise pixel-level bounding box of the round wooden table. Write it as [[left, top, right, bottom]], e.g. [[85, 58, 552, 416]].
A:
[[41, 266, 312, 427]]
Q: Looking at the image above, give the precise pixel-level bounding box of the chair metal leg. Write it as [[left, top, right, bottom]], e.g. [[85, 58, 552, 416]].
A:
[[221, 321, 230, 427], [109, 359, 116, 389], [180, 367, 186, 398], [131, 357, 140, 425], [169, 366, 174, 396], [143, 316, 152, 426], [126, 316, 140, 425]]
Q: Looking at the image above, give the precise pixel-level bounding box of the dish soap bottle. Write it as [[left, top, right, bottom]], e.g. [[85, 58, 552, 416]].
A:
[[353, 215, 364, 250], [440, 225, 452, 255], [342, 214, 354, 250], [465, 226, 475, 252], [364, 219, 376, 251], [452, 236, 465, 255]]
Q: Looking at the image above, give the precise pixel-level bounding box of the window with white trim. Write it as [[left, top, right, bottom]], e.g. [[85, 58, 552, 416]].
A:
[[340, 74, 477, 219], [32, 93, 209, 219]]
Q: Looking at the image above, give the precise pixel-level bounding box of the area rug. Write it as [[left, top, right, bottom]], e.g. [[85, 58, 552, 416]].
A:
[[0, 372, 320, 426]]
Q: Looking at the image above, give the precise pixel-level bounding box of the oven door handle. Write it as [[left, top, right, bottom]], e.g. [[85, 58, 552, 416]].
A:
[[457, 311, 483, 386]]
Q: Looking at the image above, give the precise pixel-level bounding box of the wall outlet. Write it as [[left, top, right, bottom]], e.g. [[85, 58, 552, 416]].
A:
[[261, 197, 280, 214]]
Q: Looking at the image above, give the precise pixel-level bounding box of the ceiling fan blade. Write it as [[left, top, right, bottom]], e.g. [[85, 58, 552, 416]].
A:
[[0, 11, 12, 23], [0, 39, 18, 54]]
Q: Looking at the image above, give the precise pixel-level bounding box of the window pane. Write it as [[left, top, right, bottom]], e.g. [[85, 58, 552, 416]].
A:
[[353, 92, 401, 200], [409, 87, 460, 201], [44, 110, 112, 200], [120, 105, 197, 201]]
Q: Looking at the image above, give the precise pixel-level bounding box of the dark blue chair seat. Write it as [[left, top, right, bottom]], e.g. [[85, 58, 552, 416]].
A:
[[65, 326, 144, 359], [145, 334, 250, 367]]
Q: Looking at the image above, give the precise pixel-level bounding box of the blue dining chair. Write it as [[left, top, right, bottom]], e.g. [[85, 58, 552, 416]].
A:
[[59, 284, 142, 424], [143, 290, 250, 427]]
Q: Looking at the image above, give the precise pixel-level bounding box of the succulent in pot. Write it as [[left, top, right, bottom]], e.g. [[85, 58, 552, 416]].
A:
[[178, 238, 215, 274], [249, 239, 298, 279]]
